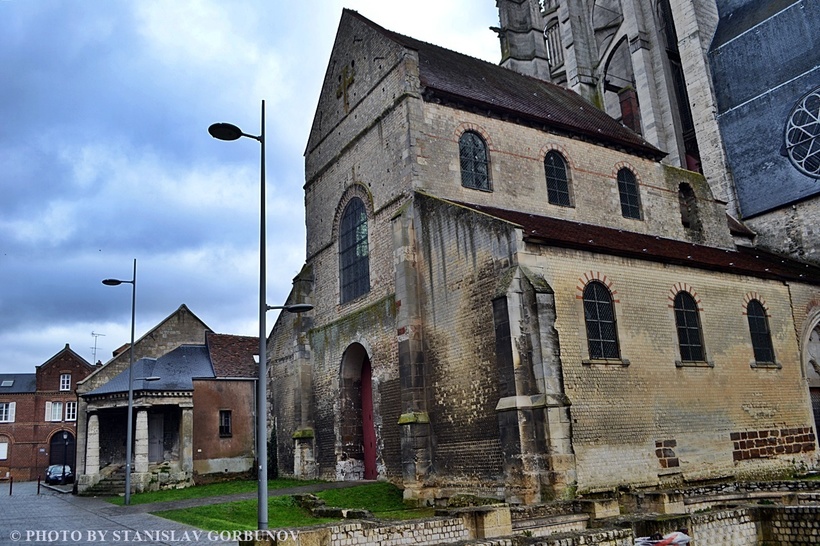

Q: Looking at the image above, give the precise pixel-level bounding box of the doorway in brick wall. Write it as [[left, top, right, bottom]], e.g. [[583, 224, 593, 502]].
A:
[[48, 431, 75, 472], [339, 343, 377, 480]]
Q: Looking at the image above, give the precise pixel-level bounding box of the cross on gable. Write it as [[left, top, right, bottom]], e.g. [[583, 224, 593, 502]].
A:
[[336, 63, 355, 114]]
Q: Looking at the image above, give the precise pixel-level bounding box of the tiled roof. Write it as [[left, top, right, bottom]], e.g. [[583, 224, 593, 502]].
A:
[[83, 345, 214, 397], [457, 201, 820, 284], [206, 332, 258, 379], [346, 10, 663, 159], [0, 373, 36, 394]]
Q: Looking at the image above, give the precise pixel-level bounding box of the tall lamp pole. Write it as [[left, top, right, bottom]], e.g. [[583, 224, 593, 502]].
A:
[[209, 101, 312, 530], [102, 258, 137, 505]]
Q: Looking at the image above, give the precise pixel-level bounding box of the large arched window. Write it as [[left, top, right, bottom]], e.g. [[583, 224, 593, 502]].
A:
[[617, 168, 642, 219], [747, 300, 775, 363], [583, 281, 620, 359], [674, 292, 704, 362], [339, 198, 370, 303], [459, 131, 490, 191], [545, 151, 572, 206]]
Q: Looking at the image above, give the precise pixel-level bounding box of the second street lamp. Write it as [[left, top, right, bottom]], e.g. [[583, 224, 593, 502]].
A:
[[102, 258, 137, 505]]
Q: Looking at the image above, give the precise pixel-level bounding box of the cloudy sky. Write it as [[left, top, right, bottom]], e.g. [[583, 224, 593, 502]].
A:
[[0, 1, 501, 374]]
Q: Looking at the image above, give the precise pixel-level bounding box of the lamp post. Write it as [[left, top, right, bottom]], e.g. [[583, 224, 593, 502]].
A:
[[61, 431, 68, 485], [209, 102, 313, 530], [102, 258, 137, 505]]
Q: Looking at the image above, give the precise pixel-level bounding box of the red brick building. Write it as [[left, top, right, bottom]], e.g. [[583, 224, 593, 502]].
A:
[[0, 345, 96, 481]]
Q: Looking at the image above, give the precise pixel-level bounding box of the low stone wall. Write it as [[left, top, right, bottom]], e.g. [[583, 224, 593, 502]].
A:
[[690, 507, 759, 546], [528, 528, 634, 546], [239, 487, 820, 545], [761, 506, 820, 545], [272, 517, 470, 546]]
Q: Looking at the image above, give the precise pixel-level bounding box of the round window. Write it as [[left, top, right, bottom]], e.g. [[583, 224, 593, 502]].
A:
[[784, 86, 820, 178]]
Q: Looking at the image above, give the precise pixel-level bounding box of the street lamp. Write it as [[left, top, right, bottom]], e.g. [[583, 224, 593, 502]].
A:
[[61, 431, 69, 485], [209, 102, 313, 530], [102, 258, 137, 505]]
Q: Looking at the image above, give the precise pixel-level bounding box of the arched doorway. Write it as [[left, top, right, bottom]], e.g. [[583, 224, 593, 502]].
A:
[[49, 431, 75, 470], [806, 324, 820, 435], [339, 343, 377, 480]]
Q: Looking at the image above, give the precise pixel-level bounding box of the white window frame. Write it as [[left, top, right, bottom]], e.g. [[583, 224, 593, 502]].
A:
[[65, 401, 77, 422], [59, 374, 71, 391], [0, 402, 15, 423], [45, 401, 63, 422], [0, 441, 8, 460]]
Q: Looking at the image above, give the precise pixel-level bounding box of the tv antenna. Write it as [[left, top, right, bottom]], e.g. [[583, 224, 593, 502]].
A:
[[91, 331, 106, 363]]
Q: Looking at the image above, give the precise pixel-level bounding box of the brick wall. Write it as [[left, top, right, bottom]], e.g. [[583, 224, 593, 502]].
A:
[[520, 245, 818, 492]]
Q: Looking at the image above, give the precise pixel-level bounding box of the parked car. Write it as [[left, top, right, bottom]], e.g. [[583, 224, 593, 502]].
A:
[[45, 464, 73, 484]]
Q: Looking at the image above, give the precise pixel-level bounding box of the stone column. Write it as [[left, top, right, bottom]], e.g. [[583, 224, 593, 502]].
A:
[[392, 202, 434, 502], [134, 409, 149, 473], [86, 413, 100, 476], [181, 405, 194, 474]]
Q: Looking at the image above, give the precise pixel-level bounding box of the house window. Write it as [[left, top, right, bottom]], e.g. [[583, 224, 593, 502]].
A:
[[0, 402, 15, 423], [617, 168, 642, 219], [459, 131, 490, 191], [747, 300, 775, 363], [545, 151, 572, 206], [219, 410, 232, 437], [60, 373, 71, 391], [583, 281, 620, 359], [65, 401, 77, 422], [339, 197, 370, 303], [45, 401, 63, 422], [674, 292, 705, 362], [0, 440, 8, 460]]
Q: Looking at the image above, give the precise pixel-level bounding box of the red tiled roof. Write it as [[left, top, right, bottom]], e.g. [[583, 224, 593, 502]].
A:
[[457, 201, 820, 284], [206, 332, 258, 379], [346, 10, 663, 159]]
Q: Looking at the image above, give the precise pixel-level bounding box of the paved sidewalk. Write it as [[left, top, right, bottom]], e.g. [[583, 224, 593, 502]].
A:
[[0, 480, 372, 546]]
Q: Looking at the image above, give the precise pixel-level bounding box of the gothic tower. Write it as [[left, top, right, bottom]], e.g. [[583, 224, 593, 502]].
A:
[[496, 0, 737, 214]]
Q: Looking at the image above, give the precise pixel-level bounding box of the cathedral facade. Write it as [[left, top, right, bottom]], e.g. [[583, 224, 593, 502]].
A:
[[268, 8, 820, 503]]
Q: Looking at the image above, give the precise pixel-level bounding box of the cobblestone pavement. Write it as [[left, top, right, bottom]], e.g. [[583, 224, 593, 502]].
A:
[[0, 479, 372, 546], [0, 480, 237, 546]]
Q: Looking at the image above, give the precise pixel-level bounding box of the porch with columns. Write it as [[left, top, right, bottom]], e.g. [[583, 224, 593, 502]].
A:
[[78, 393, 194, 494]]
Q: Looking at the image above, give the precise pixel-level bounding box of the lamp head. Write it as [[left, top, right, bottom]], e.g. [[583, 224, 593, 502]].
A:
[[284, 303, 314, 313], [208, 122, 244, 141], [102, 279, 124, 286]]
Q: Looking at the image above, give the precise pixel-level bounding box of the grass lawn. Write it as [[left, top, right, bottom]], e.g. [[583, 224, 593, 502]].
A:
[[107, 478, 322, 506], [156, 495, 340, 531], [154, 482, 436, 531]]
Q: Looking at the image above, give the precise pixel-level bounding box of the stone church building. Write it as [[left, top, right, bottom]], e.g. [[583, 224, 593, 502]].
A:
[[268, 8, 820, 504]]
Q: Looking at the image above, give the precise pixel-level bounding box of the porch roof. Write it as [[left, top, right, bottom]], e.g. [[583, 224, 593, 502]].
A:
[[83, 345, 214, 396]]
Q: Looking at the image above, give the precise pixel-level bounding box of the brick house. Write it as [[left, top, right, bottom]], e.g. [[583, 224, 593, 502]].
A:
[[74, 305, 258, 494], [267, 10, 820, 504], [0, 344, 95, 481]]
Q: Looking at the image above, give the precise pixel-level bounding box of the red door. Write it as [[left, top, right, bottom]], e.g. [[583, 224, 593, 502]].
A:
[[361, 357, 377, 479]]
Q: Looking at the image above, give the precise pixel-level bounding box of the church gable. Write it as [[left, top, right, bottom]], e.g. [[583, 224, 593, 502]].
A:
[[305, 10, 415, 165]]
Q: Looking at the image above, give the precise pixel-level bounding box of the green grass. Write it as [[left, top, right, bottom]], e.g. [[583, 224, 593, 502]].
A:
[[156, 495, 339, 531], [153, 482, 435, 530], [317, 482, 435, 520], [107, 478, 322, 506]]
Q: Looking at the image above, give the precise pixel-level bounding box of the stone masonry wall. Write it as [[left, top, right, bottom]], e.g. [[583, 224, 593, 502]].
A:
[[746, 199, 820, 267], [412, 195, 516, 487], [415, 101, 734, 250], [519, 245, 818, 492], [762, 506, 820, 545]]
